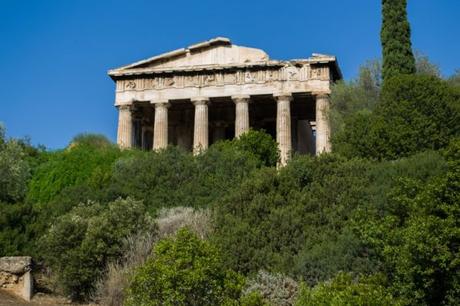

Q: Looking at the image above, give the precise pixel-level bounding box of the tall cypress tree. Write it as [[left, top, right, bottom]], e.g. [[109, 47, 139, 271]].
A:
[[381, 0, 416, 80]]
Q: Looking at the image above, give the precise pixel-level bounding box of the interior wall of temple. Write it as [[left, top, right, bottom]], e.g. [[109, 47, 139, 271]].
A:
[[130, 94, 316, 155]]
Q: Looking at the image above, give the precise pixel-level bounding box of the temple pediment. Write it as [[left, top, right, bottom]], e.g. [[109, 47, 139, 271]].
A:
[[109, 37, 270, 75]]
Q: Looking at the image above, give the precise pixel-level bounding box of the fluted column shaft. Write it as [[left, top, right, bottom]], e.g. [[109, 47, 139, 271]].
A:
[[153, 102, 169, 150], [192, 97, 209, 154], [275, 93, 293, 166], [315, 93, 331, 154], [117, 104, 133, 149], [232, 95, 250, 137]]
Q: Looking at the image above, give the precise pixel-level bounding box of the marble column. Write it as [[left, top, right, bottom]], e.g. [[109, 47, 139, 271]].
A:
[[232, 95, 250, 137], [153, 101, 170, 150], [192, 97, 209, 154], [315, 93, 331, 154], [116, 104, 133, 149], [274, 93, 293, 166]]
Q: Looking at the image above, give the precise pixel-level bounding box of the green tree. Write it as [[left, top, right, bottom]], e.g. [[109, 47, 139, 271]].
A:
[[295, 273, 403, 306], [231, 129, 279, 167], [40, 197, 155, 300], [330, 60, 381, 135], [415, 51, 441, 77], [333, 75, 460, 160], [448, 69, 460, 89], [213, 154, 378, 281], [381, 0, 416, 80], [70, 133, 113, 148], [351, 141, 460, 305], [126, 228, 244, 306], [27, 138, 122, 205], [0, 139, 31, 203]]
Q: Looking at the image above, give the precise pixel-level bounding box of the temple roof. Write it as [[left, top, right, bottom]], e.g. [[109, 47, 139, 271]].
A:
[[108, 37, 342, 80]]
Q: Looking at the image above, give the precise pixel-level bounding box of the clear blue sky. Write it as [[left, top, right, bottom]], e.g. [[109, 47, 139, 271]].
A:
[[1, 0, 459, 149]]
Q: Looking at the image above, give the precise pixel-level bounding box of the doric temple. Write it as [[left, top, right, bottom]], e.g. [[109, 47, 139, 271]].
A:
[[108, 37, 341, 165]]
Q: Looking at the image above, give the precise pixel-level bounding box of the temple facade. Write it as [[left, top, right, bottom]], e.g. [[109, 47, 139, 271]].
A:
[[108, 37, 341, 165]]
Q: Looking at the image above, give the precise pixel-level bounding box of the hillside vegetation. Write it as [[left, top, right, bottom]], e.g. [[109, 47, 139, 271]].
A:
[[1, 63, 459, 305], [1, 1, 460, 304]]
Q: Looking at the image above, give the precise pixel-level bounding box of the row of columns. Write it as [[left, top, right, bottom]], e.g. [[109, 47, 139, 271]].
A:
[[117, 93, 331, 165]]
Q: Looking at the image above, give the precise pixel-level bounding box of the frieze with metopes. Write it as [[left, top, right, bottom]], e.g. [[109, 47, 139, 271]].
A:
[[116, 65, 329, 92]]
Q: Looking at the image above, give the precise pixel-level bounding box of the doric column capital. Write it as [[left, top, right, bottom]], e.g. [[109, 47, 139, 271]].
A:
[[117, 104, 133, 111], [191, 97, 210, 106], [313, 92, 330, 99], [273, 92, 293, 102], [231, 95, 251, 104], [151, 101, 171, 108]]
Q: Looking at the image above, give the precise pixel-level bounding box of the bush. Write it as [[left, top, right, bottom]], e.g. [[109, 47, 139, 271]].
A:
[[95, 232, 157, 306], [41, 197, 155, 300], [383, 141, 460, 305], [295, 273, 403, 306], [231, 129, 279, 167], [0, 201, 34, 256], [244, 271, 298, 306], [126, 228, 244, 306], [156, 207, 211, 239], [0, 135, 31, 203], [333, 75, 460, 160], [95, 207, 211, 306], [70, 133, 113, 148], [28, 141, 123, 205], [213, 154, 378, 280], [330, 60, 381, 135]]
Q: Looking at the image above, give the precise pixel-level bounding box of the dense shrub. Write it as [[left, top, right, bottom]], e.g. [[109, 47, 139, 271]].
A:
[[126, 228, 244, 306], [333, 75, 460, 160], [330, 60, 381, 135], [0, 201, 34, 256], [295, 273, 403, 306], [213, 154, 378, 281], [110, 136, 264, 212], [95, 232, 157, 306], [0, 128, 31, 203], [244, 271, 298, 306], [231, 129, 279, 167], [40, 197, 155, 300], [70, 133, 113, 148], [28, 139, 123, 205], [355, 140, 460, 305]]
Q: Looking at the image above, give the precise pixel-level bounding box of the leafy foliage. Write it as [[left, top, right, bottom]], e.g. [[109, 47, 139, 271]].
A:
[[27, 139, 123, 205], [355, 140, 460, 305], [330, 60, 381, 135], [244, 271, 298, 306], [381, 0, 415, 80], [70, 133, 113, 148], [40, 197, 155, 300], [333, 75, 460, 160], [0, 127, 31, 203], [126, 228, 244, 306], [295, 273, 403, 306], [212, 154, 378, 282]]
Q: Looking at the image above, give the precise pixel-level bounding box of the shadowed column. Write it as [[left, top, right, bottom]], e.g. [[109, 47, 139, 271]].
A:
[[153, 101, 170, 150], [232, 95, 250, 137], [274, 93, 293, 166], [315, 93, 331, 154], [192, 97, 209, 154], [116, 104, 133, 149]]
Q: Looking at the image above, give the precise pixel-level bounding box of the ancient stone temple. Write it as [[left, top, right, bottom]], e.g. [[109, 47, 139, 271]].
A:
[[108, 37, 341, 165]]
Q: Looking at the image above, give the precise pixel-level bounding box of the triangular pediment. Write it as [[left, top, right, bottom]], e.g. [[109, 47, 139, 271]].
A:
[[109, 37, 269, 75]]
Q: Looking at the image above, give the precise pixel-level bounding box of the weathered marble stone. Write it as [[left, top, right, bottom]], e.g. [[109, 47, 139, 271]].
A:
[[0, 257, 32, 275], [0, 256, 33, 301]]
